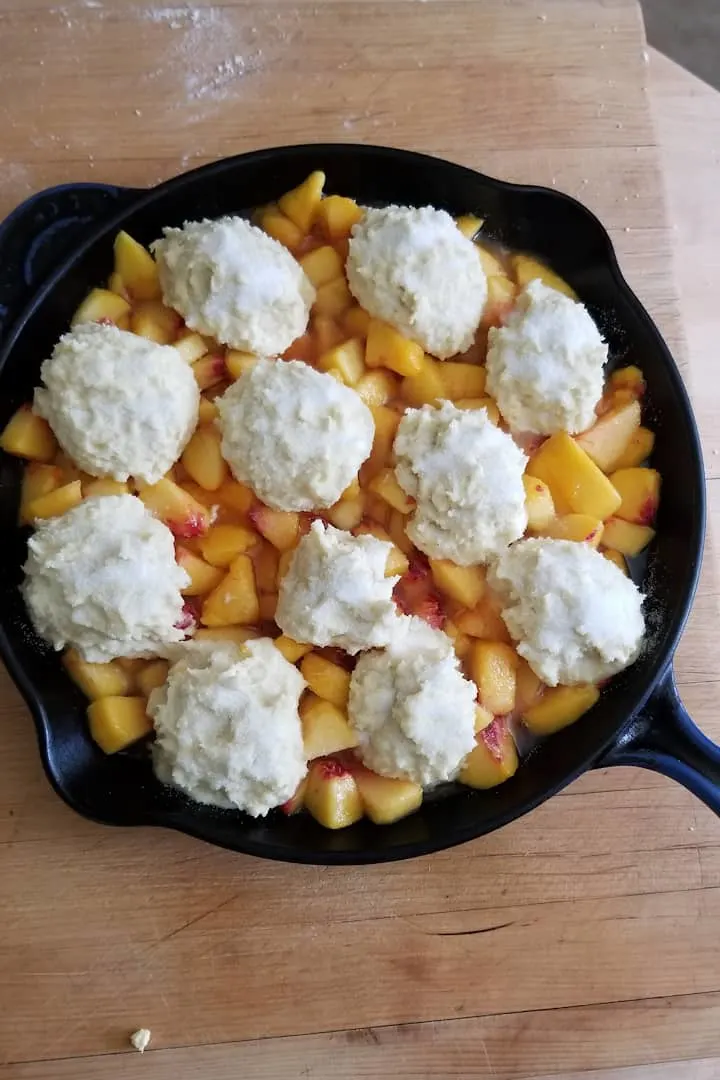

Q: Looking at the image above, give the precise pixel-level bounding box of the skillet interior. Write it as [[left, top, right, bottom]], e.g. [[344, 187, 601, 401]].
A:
[[0, 144, 705, 863]]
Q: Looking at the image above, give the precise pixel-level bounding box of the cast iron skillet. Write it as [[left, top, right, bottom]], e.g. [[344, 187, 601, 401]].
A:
[[0, 144, 718, 865]]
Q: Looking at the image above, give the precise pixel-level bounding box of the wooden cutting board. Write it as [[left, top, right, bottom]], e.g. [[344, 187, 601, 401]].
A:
[[1, 1, 719, 1077]]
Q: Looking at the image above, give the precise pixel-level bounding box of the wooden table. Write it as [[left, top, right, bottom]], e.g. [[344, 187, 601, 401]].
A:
[[1, 2, 720, 1077]]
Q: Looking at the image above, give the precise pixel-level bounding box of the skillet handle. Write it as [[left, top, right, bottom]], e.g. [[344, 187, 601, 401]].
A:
[[598, 667, 720, 814], [0, 182, 144, 344]]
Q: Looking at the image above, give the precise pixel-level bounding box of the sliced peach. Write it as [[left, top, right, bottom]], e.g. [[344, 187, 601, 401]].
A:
[[71, 288, 131, 329], [523, 684, 599, 736], [257, 206, 304, 250], [300, 694, 358, 758], [475, 244, 505, 280], [249, 505, 301, 552], [198, 398, 219, 425], [366, 319, 423, 377], [455, 602, 511, 644], [19, 463, 63, 524], [575, 400, 641, 473], [299, 244, 344, 288], [87, 696, 152, 754], [454, 397, 501, 423], [315, 194, 364, 241], [601, 517, 655, 556], [515, 659, 544, 714], [317, 338, 366, 386], [343, 304, 372, 339], [311, 315, 345, 355], [274, 635, 312, 664], [437, 362, 486, 400], [278, 170, 325, 233], [363, 495, 392, 531], [225, 349, 258, 380], [191, 353, 227, 391], [138, 477, 211, 538], [474, 703, 494, 733], [608, 467, 661, 525], [259, 592, 278, 621], [199, 523, 257, 567], [281, 776, 308, 816], [368, 467, 414, 514], [602, 548, 629, 575], [429, 559, 486, 609], [612, 426, 655, 470], [360, 404, 401, 482], [527, 432, 622, 519], [26, 480, 82, 520], [83, 478, 129, 498], [469, 640, 517, 715], [481, 273, 517, 329], [326, 495, 365, 531], [113, 230, 161, 301], [300, 653, 351, 709], [1, 405, 57, 462], [446, 621, 473, 661], [200, 553, 260, 627], [609, 365, 646, 398], [387, 510, 414, 556], [251, 540, 281, 595], [63, 649, 133, 700], [136, 659, 170, 698], [511, 254, 576, 299], [399, 355, 445, 407], [176, 545, 224, 595], [107, 271, 129, 300], [352, 764, 423, 824], [523, 475, 555, 532], [173, 331, 209, 365], [304, 758, 363, 829], [314, 277, 353, 318], [193, 626, 259, 644], [539, 513, 604, 548], [455, 214, 484, 241], [459, 719, 519, 789], [385, 545, 410, 577], [215, 478, 255, 516], [181, 426, 227, 492], [130, 299, 181, 344]]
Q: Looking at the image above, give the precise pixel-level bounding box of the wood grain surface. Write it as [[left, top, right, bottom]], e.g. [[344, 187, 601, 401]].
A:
[[1, 1, 719, 1077]]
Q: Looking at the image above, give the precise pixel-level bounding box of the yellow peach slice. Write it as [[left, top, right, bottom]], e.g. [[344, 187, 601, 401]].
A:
[[523, 684, 600, 736], [1, 406, 57, 463], [113, 231, 161, 301], [87, 696, 152, 754], [608, 467, 661, 525], [300, 694, 358, 759]]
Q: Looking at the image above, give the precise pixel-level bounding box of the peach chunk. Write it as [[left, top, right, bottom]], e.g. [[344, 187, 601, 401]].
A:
[[299, 244, 344, 288], [360, 404, 401, 482], [26, 480, 83, 520], [71, 287, 131, 329], [523, 475, 555, 532], [527, 432, 622, 519], [200, 553, 260, 627], [181, 426, 227, 492], [602, 549, 629, 575], [429, 559, 486, 609], [278, 169, 325, 233], [368, 467, 414, 514], [469, 641, 518, 715], [174, 331, 209, 365], [455, 214, 484, 241], [326, 494, 366, 531], [608, 467, 661, 525], [352, 764, 423, 825], [215, 478, 255, 516], [459, 719, 519, 789], [601, 517, 655, 556], [400, 354, 445, 407], [87, 696, 152, 754], [539, 514, 604, 548], [388, 510, 414, 557], [511, 253, 576, 298], [343, 305, 372, 339], [199, 524, 257, 568], [176, 546, 225, 596], [63, 649, 133, 700], [274, 635, 313, 664], [315, 194, 364, 241], [437, 362, 486, 401], [300, 694, 359, 759], [523, 684, 600, 736], [454, 397, 501, 423], [474, 703, 494, 733], [113, 231, 161, 301], [1, 405, 57, 463], [515, 659, 544, 714], [609, 365, 646, 398], [107, 271, 129, 300], [300, 653, 351, 709], [138, 477, 212, 538], [575, 400, 641, 473], [136, 659, 170, 698], [455, 602, 512, 644], [257, 206, 304, 251], [191, 352, 227, 391], [304, 758, 363, 830], [249, 505, 301, 552], [19, 463, 63, 524], [281, 776, 308, 816], [83, 478, 129, 498], [385, 545, 410, 577], [193, 626, 259, 645], [225, 349, 258, 380], [366, 319, 424, 377], [612, 426, 655, 470], [130, 300, 182, 345], [317, 338, 366, 386], [481, 274, 517, 329], [314, 278, 353, 318]]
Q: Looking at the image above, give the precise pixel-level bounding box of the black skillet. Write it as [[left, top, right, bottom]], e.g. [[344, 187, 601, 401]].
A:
[[0, 144, 718, 864]]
